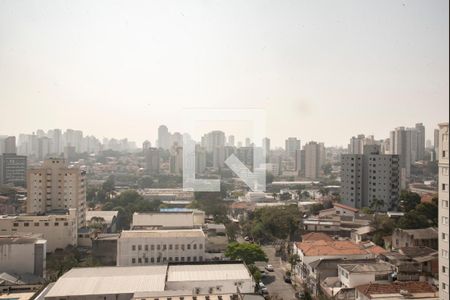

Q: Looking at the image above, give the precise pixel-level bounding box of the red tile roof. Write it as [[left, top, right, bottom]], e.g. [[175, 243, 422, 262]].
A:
[[302, 232, 334, 242], [333, 202, 359, 213], [356, 281, 437, 298], [296, 240, 383, 257]]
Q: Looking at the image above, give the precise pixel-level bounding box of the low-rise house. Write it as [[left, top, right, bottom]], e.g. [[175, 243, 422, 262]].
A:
[[351, 226, 376, 243], [305, 258, 376, 296], [355, 281, 438, 300], [333, 203, 359, 216], [399, 247, 439, 277], [338, 262, 394, 288], [0, 272, 44, 294], [392, 227, 438, 250], [293, 239, 385, 280]]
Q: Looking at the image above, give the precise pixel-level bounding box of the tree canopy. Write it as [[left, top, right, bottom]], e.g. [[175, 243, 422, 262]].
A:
[[224, 242, 267, 265]]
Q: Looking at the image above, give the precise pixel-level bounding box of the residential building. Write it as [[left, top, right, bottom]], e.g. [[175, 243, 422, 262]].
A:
[[285, 137, 301, 158], [195, 145, 207, 174], [355, 281, 438, 300], [169, 146, 183, 175], [340, 144, 400, 211], [338, 262, 394, 289], [26, 158, 86, 227], [392, 227, 438, 250], [157, 125, 170, 150], [303, 141, 325, 179], [44, 262, 256, 300], [293, 239, 385, 279], [416, 123, 426, 161], [0, 209, 77, 252], [144, 147, 160, 174], [438, 122, 449, 299], [0, 153, 27, 187], [3, 136, 16, 154], [0, 234, 46, 277], [116, 229, 206, 266]]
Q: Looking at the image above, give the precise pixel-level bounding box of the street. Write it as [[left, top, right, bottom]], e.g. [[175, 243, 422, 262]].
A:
[[261, 245, 297, 300]]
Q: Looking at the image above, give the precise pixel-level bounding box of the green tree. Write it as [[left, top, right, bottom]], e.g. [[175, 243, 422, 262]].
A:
[[137, 176, 153, 189], [397, 210, 430, 229], [225, 242, 267, 265], [415, 202, 438, 226], [370, 197, 385, 213], [399, 190, 421, 212], [309, 203, 325, 216]]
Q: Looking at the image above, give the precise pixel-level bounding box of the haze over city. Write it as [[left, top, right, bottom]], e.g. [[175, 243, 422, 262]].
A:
[[1, 0, 448, 146]]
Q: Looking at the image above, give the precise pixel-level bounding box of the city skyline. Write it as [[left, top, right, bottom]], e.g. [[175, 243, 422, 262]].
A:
[[1, 0, 448, 147]]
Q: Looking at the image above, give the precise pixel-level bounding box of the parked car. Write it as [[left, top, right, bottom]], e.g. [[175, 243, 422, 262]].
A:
[[258, 282, 268, 295], [283, 274, 292, 283], [265, 264, 274, 272]]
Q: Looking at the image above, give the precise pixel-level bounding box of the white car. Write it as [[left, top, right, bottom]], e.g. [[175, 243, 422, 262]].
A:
[[265, 264, 274, 272]]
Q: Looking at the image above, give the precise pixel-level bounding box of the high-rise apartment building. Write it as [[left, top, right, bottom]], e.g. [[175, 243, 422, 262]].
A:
[[195, 146, 207, 174], [158, 125, 170, 150], [202, 131, 225, 153], [285, 137, 301, 158], [435, 128, 440, 151], [0, 153, 27, 187], [3, 136, 17, 154], [169, 146, 183, 175], [415, 123, 426, 161], [303, 141, 324, 180], [26, 158, 87, 227], [227, 135, 235, 147], [438, 122, 449, 299], [144, 147, 160, 174], [262, 137, 271, 155], [341, 145, 400, 211]]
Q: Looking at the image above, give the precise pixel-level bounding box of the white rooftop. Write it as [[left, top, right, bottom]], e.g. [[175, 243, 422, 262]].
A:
[[45, 266, 167, 297], [121, 229, 205, 238], [167, 264, 251, 282]]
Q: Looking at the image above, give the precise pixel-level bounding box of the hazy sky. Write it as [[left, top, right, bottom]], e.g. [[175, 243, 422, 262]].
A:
[[0, 0, 448, 147]]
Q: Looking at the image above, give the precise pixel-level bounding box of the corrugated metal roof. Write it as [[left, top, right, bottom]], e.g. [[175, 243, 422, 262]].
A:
[[167, 264, 251, 282], [46, 266, 167, 297]]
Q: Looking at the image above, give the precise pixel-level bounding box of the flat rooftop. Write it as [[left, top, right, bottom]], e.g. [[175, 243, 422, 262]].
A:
[[339, 262, 394, 274], [45, 266, 167, 297], [167, 263, 251, 282], [120, 229, 205, 238]]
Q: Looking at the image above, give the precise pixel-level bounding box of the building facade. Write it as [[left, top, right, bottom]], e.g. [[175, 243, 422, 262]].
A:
[[341, 145, 400, 211], [117, 229, 206, 266], [26, 158, 86, 227], [0, 209, 77, 252], [438, 122, 449, 299], [0, 234, 46, 277], [0, 153, 27, 187]]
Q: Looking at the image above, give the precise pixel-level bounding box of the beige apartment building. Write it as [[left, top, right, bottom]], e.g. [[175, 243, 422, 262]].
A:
[[438, 122, 449, 299], [26, 158, 86, 227], [0, 209, 78, 252]]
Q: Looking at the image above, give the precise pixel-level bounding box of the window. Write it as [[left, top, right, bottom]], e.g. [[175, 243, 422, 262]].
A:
[[442, 249, 449, 259], [443, 282, 448, 292], [132, 245, 136, 251], [442, 184, 448, 192], [443, 200, 449, 209], [145, 245, 148, 251], [138, 245, 142, 251], [199, 244, 203, 250], [443, 266, 448, 275], [443, 233, 449, 242], [138, 258, 142, 263], [151, 245, 155, 251], [187, 244, 191, 250], [132, 258, 136, 264], [54, 222, 59, 226], [443, 216, 449, 225], [34, 222, 39, 226], [24, 222, 29, 227], [157, 245, 161, 250], [13, 223, 18, 227]]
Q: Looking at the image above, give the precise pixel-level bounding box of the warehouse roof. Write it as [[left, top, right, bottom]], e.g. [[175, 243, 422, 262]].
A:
[[167, 263, 251, 282], [45, 266, 167, 297]]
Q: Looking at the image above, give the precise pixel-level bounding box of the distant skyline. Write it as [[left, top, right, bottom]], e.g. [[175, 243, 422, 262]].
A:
[[1, 0, 448, 147]]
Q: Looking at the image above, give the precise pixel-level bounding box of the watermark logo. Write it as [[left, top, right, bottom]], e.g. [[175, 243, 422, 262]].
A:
[[182, 108, 267, 192]]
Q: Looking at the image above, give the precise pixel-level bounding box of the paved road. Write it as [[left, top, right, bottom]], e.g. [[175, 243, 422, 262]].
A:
[[261, 245, 297, 300]]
